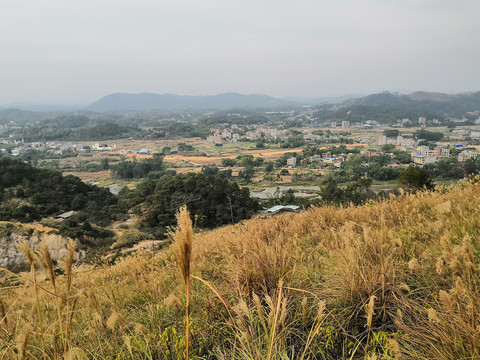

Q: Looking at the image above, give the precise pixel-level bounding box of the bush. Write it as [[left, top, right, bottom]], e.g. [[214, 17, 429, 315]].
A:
[[113, 228, 152, 249], [398, 166, 434, 191]]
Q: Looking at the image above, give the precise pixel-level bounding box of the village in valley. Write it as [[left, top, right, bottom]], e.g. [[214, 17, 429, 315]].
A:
[[2, 103, 480, 209]]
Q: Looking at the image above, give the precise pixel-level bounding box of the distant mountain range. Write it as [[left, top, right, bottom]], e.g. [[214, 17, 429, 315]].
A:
[[2, 91, 480, 123], [86, 90, 480, 113], [86, 92, 297, 111]]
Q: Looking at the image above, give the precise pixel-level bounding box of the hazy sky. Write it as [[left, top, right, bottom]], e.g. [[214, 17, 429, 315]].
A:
[[1, 0, 480, 104]]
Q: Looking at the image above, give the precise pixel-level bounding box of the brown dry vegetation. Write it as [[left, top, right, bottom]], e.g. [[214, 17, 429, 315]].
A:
[[2, 178, 480, 359]]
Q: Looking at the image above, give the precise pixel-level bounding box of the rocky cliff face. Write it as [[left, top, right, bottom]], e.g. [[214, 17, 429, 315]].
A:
[[0, 222, 83, 271]]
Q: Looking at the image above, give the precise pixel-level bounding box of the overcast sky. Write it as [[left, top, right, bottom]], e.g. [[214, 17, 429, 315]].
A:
[[1, 0, 479, 104]]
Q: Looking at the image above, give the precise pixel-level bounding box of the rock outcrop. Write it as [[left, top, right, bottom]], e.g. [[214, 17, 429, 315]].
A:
[[0, 222, 83, 271]]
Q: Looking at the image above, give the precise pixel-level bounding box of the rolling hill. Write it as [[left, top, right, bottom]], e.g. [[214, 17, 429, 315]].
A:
[[87, 92, 296, 111], [315, 90, 480, 124]]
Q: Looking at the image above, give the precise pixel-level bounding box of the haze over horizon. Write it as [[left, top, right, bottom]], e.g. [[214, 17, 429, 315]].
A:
[[1, 0, 480, 104]]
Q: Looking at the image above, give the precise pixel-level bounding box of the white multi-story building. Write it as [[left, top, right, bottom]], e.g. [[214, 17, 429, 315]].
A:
[[458, 150, 478, 162]]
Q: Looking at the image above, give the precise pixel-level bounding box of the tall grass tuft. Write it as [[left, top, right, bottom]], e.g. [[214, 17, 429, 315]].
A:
[[65, 239, 77, 352], [38, 242, 65, 352], [8, 239, 80, 358], [18, 240, 46, 359], [16, 323, 31, 360], [172, 205, 194, 359], [365, 295, 376, 357]]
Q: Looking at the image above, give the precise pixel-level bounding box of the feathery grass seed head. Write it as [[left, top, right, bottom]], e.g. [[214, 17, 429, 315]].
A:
[[106, 311, 125, 330], [164, 293, 182, 312], [172, 206, 194, 284], [428, 308, 440, 324], [366, 295, 376, 329]]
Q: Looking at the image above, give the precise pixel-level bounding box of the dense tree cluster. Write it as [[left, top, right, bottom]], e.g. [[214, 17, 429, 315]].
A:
[[398, 166, 434, 191], [332, 155, 401, 182], [423, 157, 480, 179], [414, 129, 444, 141], [221, 155, 264, 168], [141, 122, 211, 139], [112, 156, 175, 179], [383, 129, 400, 137], [0, 158, 122, 226], [6, 122, 139, 141], [118, 171, 258, 237], [280, 135, 305, 148], [319, 177, 381, 206]]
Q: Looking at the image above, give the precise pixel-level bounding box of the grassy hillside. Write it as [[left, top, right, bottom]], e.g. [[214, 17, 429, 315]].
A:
[[2, 178, 480, 359]]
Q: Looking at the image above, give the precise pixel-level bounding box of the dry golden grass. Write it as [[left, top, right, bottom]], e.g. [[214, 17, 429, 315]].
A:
[[171, 205, 194, 359], [1, 177, 480, 358]]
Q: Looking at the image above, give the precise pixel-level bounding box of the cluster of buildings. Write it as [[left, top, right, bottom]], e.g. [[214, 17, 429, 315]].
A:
[[91, 143, 116, 151], [323, 117, 443, 130], [0, 140, 121, 157], [392, 117, 441, 128], [206, 125, 288, 144], [309, 152, 344, 167], [303, 131, 347, 142], [412, 146, 451, 165], [376, 127, 480, 166], [287, 152, 345, 168], [206, 128, 241, 145], [322, 120, 379, 129], [410, 145, 479, 165], [246, 125, 286, 141], [458, 149, 479, 162], [451, 128, 480, 138], [378, 134, 416, 148], [329, 121, 350, 128], [1, 141, 88, 156]]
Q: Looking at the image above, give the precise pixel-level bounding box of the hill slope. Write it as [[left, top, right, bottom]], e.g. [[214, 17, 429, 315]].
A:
[[87, 92, 296, 111], [2, 179, 480, 358], [330, 90, 480, 122]]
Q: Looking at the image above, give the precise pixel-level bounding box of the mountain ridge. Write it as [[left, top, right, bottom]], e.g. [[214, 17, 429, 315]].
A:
[[86, 92, 297, 111]]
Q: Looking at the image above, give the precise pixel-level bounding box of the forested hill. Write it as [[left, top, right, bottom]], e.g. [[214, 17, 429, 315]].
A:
[[0, 159, 259, 242], [0, 158, 121, 225], [313, 91, 480, 124]]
